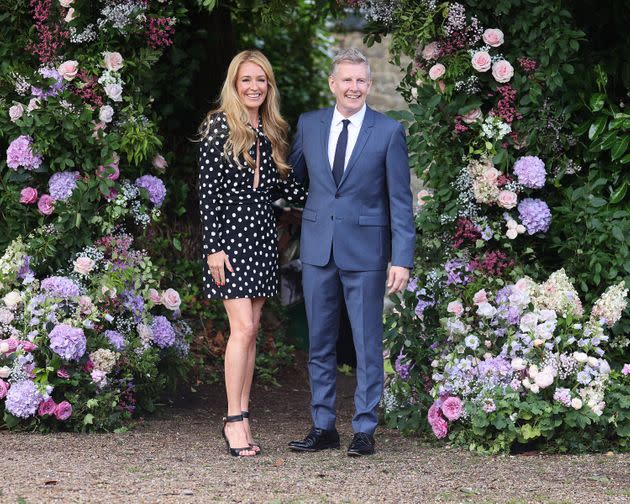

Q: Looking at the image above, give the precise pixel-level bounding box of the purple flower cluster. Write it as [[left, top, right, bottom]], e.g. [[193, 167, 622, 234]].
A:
[[41, 276, 81, 298], [31, 67, 65, 98], [49, 324, 86, 361], [5, 380, 42, 418], [517, 198, 552, 234], [553, 387, 572, 407], [395, 352, 411, 380], [445, 258, 470, 286], [104, 330, 126, 351], [49, 171, 79, 201], [415, 298, 435, 318], [122, 290, 145, 323], [513, 156, 546, 189], [151, 315, 175, 348], [6, 135, 43, 171], [135, 175, 166, 207]]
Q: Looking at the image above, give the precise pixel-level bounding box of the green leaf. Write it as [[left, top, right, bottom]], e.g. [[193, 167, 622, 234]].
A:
[[520, 423, 541, 440], [612, 227, 625, 242], [610, 182, 628, 204], [589, 93, 606, 112], [611, 136, 629, 161], [588, 116, 607, 140], [173, 237, 182, 251], [83, 413, 94, 425]]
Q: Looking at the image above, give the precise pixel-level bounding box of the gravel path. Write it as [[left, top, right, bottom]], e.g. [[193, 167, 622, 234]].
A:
[[1, 355, 629, 503]]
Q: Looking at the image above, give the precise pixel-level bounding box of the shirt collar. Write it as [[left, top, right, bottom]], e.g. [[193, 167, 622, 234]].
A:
[[332, 104, 367, 129]]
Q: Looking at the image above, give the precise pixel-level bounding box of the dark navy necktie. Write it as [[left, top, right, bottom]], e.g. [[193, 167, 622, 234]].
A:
[[332, 119, 350, 187]]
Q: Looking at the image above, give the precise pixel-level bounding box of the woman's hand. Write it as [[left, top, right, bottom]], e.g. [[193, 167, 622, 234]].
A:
[[207, 251, 234, 286]]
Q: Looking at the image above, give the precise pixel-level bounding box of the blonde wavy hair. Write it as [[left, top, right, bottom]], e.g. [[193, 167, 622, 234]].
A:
[[198, 50, 290, 177]]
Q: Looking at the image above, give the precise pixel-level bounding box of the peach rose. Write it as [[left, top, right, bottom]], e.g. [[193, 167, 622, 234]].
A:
[[421, 42, 440, 60], [58, 60, 79, 81], [73, 256, 95, 275], [482, 28, 504, 47], [492, 60, 514, 83], [428, 63, 446, 81], [162, 288, 181, 311], [497, 190, 518, 209], [461, 108, 482, 124], [103, 51, 124, 72], [471, 51, 491, 72]]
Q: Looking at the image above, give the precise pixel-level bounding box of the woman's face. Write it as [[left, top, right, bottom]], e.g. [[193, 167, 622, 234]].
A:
[[236, 61, 268, 115]]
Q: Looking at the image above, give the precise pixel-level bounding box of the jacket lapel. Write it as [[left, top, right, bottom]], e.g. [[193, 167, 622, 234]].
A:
[[339, 106, 375, 188], [320, 108, 335, 186]]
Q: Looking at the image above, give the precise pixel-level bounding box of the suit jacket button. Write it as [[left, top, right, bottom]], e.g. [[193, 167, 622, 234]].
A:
[[330, 215, 334, 220]]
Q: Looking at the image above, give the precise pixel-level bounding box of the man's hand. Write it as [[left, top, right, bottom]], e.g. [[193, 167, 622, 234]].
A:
[[206, 251, 234, 286], [387, 266, 410, 295]]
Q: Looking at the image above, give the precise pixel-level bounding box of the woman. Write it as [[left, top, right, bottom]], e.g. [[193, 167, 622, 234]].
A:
[[197, 50, 305, 457]]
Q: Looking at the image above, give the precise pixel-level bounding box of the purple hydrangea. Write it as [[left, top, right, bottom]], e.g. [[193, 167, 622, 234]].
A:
[[415, 298, 435, 318], [6, 135, 43, 171], [445, 258, 471, 286], [135, 175, 166, 207], [41, 276, 81, 298], [49, 171, 79, 201], [49, 324, 86, 361], [406, 277, 418, 293], [122, 290, 145, 323], [104, 330, 126, 351], [394, 352, 411, 380], [18, 255, 35, 283], [553, 387, 572, 407], [31, 67, 65, 98], [517, 198, 551, 234], [513, 156, 546, 189], [151, 315, 175, 348], [5, 379, 42, 418]]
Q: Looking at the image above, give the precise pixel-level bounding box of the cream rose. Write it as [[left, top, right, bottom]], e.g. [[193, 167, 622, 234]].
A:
[[9, 104, 24, 122], [571, 397, 583, 410], [461, 108, 482, 124], [161, 288, 181, 311], [58, 60, 79, 81], [0, 341, 9, 354], [497, 190, 518, 209], [3, 291, 22, 309], [535, 368, 555, 389], [511, 358, 526, 371], [482, 28, 504, 47], [471, 51, 491, 72], [99, 105, 114, 123], [73, 256, 95, 275], [492, 60, 514, 83], [103, 51, 124, 72], [428, 63, 446, 81], [573, 351, 588, 363], [421, 41, 440, 60], [0, 366, 11, 378]]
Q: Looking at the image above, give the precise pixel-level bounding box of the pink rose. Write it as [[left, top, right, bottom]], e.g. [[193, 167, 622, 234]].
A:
[[447, 301, 464, 317], [417, 189, 432, 206], [59, 0, 74, 7], [149, 288, 162, 304], [64, 7, 75, 22], [20, 187, 38, 204], [4, 338, 19, 354], [482, 167, 501, 184], [57, 368, 71, 379], [428, 402, 442, 423], [461, 108, 482, 124], [91, 369, 107, 386], [97, 163, 120, 181], [421, 41, 440, 60], [38, 398, 57, 416], [102, 51, 124, 72], [28, 98, 41, 112], [78, 295, 93, 314], [0, 379, 8, 399], [92, 121, 107, 138], [9, 104, 24, 122], [482, 28, 504, 47], [473, 289, 488, 305], [19, 341, 37, 352], [161, 288, 181, 311], [428, 63, 446, 81], [497, 190, 518, 209], [73, 256, 95, 275], [431, 416, 448, 439], [37, 194, 55, 215], [54, 400, 73, 421], [58, 60, 79, 81], [471, 51, 491, 72], [492, 60, 514, 83], [152, 154, 168, 171], [104, 188, 118, 201], [441, 396, 463, 421], [104, 83, 123, 102]]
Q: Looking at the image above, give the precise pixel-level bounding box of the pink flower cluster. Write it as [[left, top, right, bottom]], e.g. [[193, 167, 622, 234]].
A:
[[490, 84, 521, 125], [452, 218, 481, 249], [70, 70, 104, 107], [428, 396, 463, 439], [27, 0, 69, 63], [518, 57, 539, 74], [37, 398, 73, 420], [469, 250, 515, 277], [146, 17, 175, 49]]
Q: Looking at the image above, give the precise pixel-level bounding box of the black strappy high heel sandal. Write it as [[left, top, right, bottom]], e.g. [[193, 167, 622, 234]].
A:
[[242, 410, 262, 454], [221, 414, 256, 457]]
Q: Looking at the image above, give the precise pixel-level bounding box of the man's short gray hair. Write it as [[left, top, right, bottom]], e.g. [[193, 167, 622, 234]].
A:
[[331, 48, 371, 79]]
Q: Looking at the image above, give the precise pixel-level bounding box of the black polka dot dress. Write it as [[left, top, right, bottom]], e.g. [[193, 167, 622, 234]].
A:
[[198, 113, 306, 299]]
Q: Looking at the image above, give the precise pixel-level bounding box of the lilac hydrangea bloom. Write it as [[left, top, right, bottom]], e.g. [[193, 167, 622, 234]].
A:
[[553, 387, 572, 407], [6, 135, 43, 171], [31, 67, 65, 98], [395, 352, 411, 380], [104, 330, 126, 351], [41, 276, 81, 298], [5, 380, 42, 418], [18, 255, 35, 283], [151, 315, 175, 348], [517, 198, 551, 234], [135, 175, 166, 207], [49, 324, 86, 361], [122, 290, 145, 323], [415, 298, 435, 318], [445, 258, 471, 286], [406, 277, 418, 293], [49, 171, 79, 201], [513, 156, 546, 189]]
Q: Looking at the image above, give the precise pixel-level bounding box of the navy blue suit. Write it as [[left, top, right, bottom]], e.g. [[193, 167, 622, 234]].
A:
[[290, 106, 415, 434]]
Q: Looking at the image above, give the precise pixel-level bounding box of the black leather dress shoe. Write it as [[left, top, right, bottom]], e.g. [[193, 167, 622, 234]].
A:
[[347, 432, 375, 456], [288, 427, 340, 452]]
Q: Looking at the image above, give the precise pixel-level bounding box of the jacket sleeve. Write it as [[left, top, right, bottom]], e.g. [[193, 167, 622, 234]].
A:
[[289, 114, 307, 184], [198, 117, 226, 255], [271, 169, 307, 205]]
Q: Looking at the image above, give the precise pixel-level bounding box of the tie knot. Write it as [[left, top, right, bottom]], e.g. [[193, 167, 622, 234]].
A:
[[342, 119, 350, 128]]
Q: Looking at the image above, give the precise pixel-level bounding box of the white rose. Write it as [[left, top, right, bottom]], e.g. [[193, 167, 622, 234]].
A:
[[0, 341, 9, 353], [586, 356, 599, 368], [104, 83, 123, 102], [3, 291, 22, 309], [573, 351, 588, 363], [599, 360, 611, 375], [99, 105, 114, 123], [516, 224, 526, 234], [161, 288, 181, 311], [410, 87, 418, 100], [431, 360, 439, 368], [73, 256, 95, 275], [534, 368, 555, 389], [0, 366, 11, 378], [506, 228, 518, 240], [530, 384, 540, 394], [9, 104, 24, 122], [571, 397, 583, 410], [511, 358, 526, 371], [102, 51, 124, 72], [476, 302, 497, 318], [522, 378, 531, 389], [528, 364, 539, 378], [0, 309, 14, 325]]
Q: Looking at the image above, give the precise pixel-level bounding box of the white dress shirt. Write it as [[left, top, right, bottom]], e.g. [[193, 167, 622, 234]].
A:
[[327, 104, 366, 171]]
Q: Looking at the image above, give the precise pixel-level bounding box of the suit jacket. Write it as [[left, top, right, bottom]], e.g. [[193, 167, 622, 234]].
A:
[[290, 105, 415, 271]]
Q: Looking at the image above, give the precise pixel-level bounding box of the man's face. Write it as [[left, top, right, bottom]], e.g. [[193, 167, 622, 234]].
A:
[[328, 62, 372, 117]]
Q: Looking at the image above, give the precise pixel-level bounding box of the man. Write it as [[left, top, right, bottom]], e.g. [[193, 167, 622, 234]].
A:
[[288, 48, 415, 456]]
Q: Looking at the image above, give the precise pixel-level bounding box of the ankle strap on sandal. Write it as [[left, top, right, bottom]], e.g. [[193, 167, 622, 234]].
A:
[[241, 411, 250, 419], [224, 414, 243, 423]]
